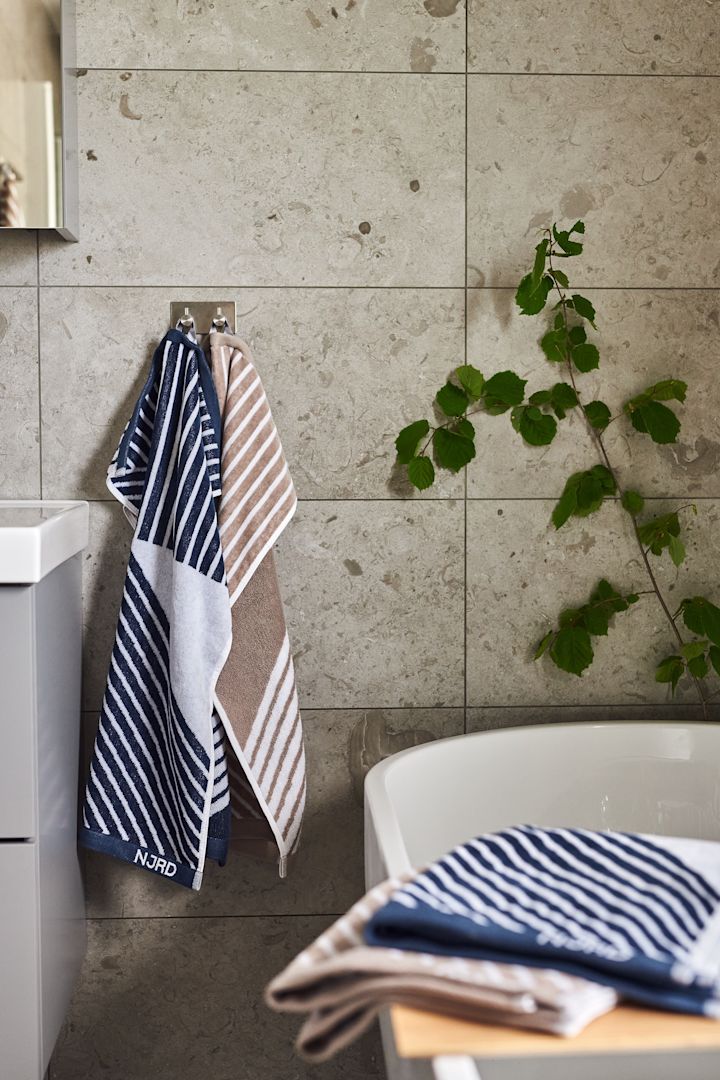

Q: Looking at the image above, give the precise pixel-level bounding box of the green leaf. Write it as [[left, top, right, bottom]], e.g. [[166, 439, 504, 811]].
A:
[[551, 486, 578, 529], [681, 598, 707, 637], [668, 533, 686, 567], [482, 370, 527, 414], [433, 427, 476, 473], [584, 400, 611, 431], [688, 654, 709, 679], [644, 379, 687, 404], [591, 464, 616, 493], [529, 389, 552, 405], [534, 630, 553, 660], [455, 418, 475, 440], [529, 384, 577, 420], [395, 419, 430, 465], [540, 576, 636, 676], [680, 597, 720, 648], [548, 269, 569, 288], [569, 325, 586, 346], [540, 328, 568, 364], [511, 405, 558, 446], [550, 626, 594, 675], [584, 606, 610, 636], [569, 220, 585, 235], [436, 381, 469, 417], [571, 294, 597, 328], [407, 456, 435, 490], [572, 342, 600, 373], [551, 382, 579, 411], [655, 654, 685, 694], [576, 472, 603, 512], [589, 578, 630, 613], [531, 238, 549, 291], [516, 272, 553, 316], [552, 224, 584, 257], [709, 645, 720, 677], [624, 380, 686, 444], [680, 640, 708, 661], [455, 365, 485, 402], [628, 399, 681, 444], [621, 489, 645, 515], [551, 466, 615, 529], [637, 512, 682, 561]]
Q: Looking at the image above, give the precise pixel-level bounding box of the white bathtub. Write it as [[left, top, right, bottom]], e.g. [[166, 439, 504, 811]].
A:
[[364, 722, 720, 1080]]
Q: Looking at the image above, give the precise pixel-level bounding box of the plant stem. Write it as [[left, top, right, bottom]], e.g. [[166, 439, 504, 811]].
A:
[[546, 235, 709, 720]]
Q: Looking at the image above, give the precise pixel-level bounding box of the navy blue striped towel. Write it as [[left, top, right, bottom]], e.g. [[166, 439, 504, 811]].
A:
[[80, 329, 233, 890], [365, 826, 720, 1018]]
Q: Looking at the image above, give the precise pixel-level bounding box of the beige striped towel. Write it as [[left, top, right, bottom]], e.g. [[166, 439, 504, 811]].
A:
[[266, 877, 619, 1062], [210, 331, 305, 876]]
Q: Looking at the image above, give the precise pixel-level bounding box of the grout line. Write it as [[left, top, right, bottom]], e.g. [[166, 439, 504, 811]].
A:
[[465, 703, 718, 712], [82, 66, 467, 75], [84, 912, 349, 921], [81, 495, 720, 504], [76, 67, 720, 79], [31, 283, 720, 292], [36, 232, 43, 498], [79, 702, 711, 716], [463, 3, 469, 737]]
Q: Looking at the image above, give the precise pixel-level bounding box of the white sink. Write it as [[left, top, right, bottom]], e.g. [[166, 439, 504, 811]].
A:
[[0, 501, 89, 584]]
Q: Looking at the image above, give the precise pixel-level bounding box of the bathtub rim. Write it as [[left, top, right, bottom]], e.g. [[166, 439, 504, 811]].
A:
[[364, 718, 720, 879]]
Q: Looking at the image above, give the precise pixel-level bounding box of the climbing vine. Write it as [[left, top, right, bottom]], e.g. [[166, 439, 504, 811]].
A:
[[395, 222, 716, 718]]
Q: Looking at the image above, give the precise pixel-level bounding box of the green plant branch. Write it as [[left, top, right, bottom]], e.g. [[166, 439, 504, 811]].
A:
[[394, 221, 714, 712], [546, 237, 709, 719]]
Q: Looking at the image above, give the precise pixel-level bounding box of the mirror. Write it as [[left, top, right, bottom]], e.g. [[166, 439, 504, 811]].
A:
[[0, 0, 77, 239]]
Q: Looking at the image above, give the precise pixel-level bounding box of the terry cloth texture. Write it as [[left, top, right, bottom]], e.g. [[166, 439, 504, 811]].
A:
[[266, 876, 618, 1061], [80, 329, 232, 890], [365, 826, 720, 1018], [209, 331, 305, 873]]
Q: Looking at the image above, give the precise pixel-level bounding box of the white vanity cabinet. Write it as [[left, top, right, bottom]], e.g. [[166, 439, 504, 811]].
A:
[[0, 502, 88, 1079]]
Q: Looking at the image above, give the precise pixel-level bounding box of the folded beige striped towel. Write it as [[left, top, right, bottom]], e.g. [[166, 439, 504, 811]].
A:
[[266, 877, 618, 1062], [210, 330, 305, 875]]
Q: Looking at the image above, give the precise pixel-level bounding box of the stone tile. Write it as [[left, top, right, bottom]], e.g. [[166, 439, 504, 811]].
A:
[[40, 287, 465, 501], [465, 289, 720, 498], [82, 502, 131, 711], [76, 0, 466, 73], [50, 916, 382, 1080], [82, 708, 463, 918], [39, 71, 465, 287], [467, 76, 720, 288], [278, 500, 465, 708], [0, 288, 40, 498], [466, 498, 720, 708], [468, 1, 720, 76], [467, 703, 720, 732], [0, 230, 36, 286]]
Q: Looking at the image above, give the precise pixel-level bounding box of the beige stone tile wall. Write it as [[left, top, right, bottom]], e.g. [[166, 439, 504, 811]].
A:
[[0, 1, 717, 1077]]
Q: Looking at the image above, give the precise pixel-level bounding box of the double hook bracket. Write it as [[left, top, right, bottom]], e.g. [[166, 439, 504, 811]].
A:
[[170, 300, 237, 335]]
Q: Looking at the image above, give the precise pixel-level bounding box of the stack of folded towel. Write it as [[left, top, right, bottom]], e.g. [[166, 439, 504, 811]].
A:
[[267, 825, 720, 1061]]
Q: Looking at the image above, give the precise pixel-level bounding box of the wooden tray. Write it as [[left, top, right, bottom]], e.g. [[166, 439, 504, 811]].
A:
[[391, 1004, 720, 1059]]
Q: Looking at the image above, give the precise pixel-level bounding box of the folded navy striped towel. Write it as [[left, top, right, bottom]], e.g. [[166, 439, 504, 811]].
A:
[[365, 826, 720, 1017]]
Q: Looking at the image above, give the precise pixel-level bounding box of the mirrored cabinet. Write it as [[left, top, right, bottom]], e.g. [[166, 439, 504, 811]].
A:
[[0, 0, 77, 239]]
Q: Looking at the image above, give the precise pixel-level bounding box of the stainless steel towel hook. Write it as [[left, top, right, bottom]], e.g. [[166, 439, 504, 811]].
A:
[[170, 301, 236, 335]]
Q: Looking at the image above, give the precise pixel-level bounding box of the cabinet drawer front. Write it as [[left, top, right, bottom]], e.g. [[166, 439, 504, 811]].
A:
[[0, 842, 40, 1077], [0, 587, 36, 837]]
